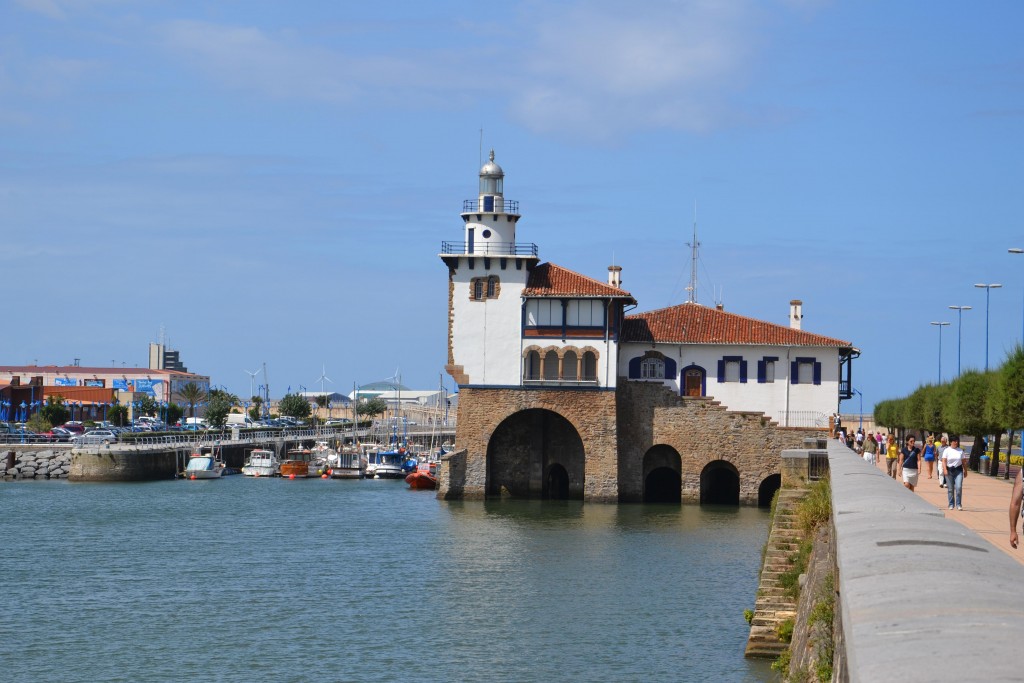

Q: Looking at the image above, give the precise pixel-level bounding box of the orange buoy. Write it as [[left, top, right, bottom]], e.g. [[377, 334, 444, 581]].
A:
[[321, 473, 328, 479], [289, 474, 296, 480], [189, 474, 196, 480]]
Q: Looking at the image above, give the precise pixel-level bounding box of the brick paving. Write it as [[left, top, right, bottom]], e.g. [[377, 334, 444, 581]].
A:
[[865, 446, 1024, 565]]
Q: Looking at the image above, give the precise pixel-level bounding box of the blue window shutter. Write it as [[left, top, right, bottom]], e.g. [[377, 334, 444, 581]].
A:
[[665, 358, 677, 379], [628, 357, 641, 379], [791, 361, 799, 384], [813, 361, 822, 385], [740, 360, 748, 384], [717, 360, 725, 383], [757, 360, 766, 383]]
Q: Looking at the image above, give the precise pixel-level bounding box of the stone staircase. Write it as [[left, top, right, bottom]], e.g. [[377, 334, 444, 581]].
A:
[[745, 487, 807, 659]]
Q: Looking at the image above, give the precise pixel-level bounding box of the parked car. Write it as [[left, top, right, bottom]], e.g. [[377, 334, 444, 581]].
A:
[[71, 429, 119, 445], [60, 422, 85, 434], [43, 427, 74, 442]]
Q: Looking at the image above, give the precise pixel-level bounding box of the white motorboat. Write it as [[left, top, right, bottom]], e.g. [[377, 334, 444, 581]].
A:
[[184, 448, 224, 479], [241, 449, 280, 477], [328, 447, 366, 479]]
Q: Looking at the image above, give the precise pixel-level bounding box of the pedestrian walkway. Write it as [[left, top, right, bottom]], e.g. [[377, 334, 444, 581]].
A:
[[866, 447, 1024, 565]]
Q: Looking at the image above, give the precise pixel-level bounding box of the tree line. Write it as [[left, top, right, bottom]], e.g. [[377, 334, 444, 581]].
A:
[[873, 345, 1024, 478]]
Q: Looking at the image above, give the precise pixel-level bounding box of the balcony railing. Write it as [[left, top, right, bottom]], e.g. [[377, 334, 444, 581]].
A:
[[462, 199, 519, 214], [441, 241, 539, 257]]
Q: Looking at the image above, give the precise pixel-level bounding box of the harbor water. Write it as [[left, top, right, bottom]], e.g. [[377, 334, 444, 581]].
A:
[[2, 477, 775, 682]]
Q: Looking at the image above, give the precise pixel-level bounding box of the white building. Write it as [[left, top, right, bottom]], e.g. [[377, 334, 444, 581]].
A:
[[443, 151, 855, 426], [619, 300, 855, 427]]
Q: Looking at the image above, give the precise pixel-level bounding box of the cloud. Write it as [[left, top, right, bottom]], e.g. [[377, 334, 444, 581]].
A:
[[156, 1, 788, 140]]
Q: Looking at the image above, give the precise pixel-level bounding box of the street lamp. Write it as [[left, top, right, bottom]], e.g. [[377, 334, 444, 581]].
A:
[[948, 305, 972, 377], [1009, 248, 1024, 342], [975, 283, 1003, 371], [930, 321, 950, 383]]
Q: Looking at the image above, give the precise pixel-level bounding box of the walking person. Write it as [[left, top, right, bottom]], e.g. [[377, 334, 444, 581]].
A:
[[863, 428, 877, 464], [1009, 465, 1023, 549], [921, 435, 937, 480], [898, 435, 921, 491], [942, 436, 967, 510], [885, 433, 899, 479], [937, 435, 949, 488]]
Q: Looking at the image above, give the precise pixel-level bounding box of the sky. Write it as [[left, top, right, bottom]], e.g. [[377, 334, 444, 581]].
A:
[[2, 0, 1023, 411]]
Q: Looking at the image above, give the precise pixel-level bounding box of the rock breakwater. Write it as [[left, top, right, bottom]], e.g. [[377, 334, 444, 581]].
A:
[[4, 448, 72, 480]]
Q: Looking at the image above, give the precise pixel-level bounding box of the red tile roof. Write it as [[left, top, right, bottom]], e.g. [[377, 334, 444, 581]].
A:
[[524, 263, 636, 302], [622, 302, 852, 347]]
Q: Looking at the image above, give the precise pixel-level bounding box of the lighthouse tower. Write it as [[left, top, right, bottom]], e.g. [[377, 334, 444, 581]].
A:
[[441, 151, 539, 387]]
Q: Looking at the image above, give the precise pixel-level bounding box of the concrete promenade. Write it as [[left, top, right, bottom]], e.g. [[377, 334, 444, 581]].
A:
[[863, 442, 1024, 565], [827, 439, 1024, 682]]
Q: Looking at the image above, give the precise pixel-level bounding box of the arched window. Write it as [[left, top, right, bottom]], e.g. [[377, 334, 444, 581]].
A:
[[563, 350, 579, 381], [524, 350, 541, 381], [487, 276, 498, 298], [543, 351, 560, 380], [472, 279, 484, 300], [582, 351, 597, 381]]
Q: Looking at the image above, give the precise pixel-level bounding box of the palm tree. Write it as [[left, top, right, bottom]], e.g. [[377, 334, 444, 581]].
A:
[[178, 382, 208, 419]]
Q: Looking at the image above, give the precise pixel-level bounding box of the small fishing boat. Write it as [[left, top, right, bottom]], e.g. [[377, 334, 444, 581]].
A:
[[241, 449, 280, 477], [280, 446, 326, 478], [328, 446, 366, 479], [405, 461, 437, 490], [184, 447, 224, 480]]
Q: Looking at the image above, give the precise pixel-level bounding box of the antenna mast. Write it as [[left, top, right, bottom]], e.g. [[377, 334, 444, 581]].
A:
[[686, 202, 700, 304]]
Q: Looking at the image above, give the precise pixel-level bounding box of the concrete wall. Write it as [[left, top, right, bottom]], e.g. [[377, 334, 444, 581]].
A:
[[826, 440, 1024, 681]]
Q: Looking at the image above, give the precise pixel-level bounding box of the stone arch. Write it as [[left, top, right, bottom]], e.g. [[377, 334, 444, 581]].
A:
[[523, 346, 543, 381], [577, 346, 599, 382], [545, 463, 570, 500], [486, 408, 585, 499], [700, 459, 740, 506], [758, 473, 781, 508], [642, 444, 681, 504]]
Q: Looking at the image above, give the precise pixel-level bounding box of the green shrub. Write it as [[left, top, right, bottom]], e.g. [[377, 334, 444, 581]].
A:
[[777, 618, 794, 643], [744, 609, 754, 625]]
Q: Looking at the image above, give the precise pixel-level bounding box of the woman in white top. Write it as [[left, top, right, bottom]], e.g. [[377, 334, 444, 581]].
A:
[[941, 436, 967, 510]]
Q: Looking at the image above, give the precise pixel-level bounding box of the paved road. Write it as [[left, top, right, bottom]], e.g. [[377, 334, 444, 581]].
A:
[[865, 446, 1024, 565]]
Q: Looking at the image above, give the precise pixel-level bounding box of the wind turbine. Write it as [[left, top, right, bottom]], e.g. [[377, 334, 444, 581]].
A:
[[313, 366, 333, 397], [244, 368, 261, 400]]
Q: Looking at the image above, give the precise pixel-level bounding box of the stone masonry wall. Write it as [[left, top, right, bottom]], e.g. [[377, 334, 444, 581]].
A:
[[450, 386, 619, 502], [617, 382, 824, 504]]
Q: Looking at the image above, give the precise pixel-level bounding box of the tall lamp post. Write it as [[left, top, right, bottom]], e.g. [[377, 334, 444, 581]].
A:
[[975, 283, 1003, 371], [930, 321, 950, 383], [948, 305, 972, 377], [1009, 248, 1024, 342]]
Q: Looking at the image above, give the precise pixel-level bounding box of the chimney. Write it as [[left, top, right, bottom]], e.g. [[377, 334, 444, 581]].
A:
[[607, 265, 622, 288], [716, 303, 724, 311], [789, 299, 803, 330]]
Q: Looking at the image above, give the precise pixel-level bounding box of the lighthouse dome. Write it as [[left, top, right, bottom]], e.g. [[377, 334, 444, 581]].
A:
[[480, 149, 503, 178]]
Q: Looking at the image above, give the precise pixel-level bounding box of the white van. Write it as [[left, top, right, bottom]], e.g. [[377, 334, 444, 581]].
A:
[[226, 413, 254, 428]]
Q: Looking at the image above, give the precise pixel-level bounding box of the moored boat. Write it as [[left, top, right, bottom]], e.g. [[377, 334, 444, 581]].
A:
[[241, 448, 280, 477], [280, 446, 325, 478], [405, 462, 437, 490], [184, 447, 224, 479], [328, 447, 366, 479]]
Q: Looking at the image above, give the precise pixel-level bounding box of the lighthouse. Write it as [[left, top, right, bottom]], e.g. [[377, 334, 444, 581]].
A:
[[460, 149, 522, 254], [441, 151, 539, 387]]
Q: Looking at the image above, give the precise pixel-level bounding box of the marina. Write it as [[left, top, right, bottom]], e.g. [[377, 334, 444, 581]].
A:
[[1, 477, 773, 682]]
